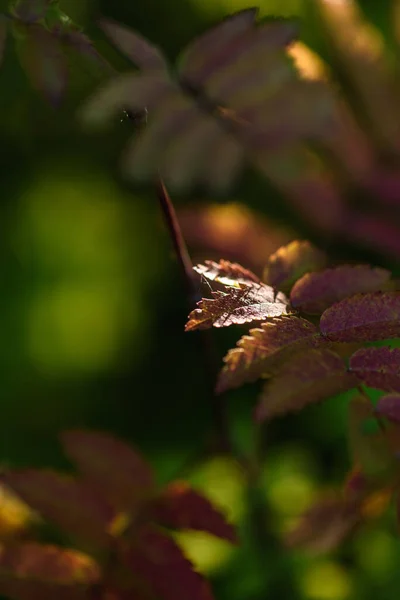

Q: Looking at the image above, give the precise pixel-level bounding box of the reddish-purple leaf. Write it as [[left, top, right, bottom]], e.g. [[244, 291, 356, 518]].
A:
[[0, 543, 100, 600], [376, 394, 400, 424], [194, 259, 260, 289], [263, 240, 326, 291], [17, 24, 68, 106], [99, 19, 167, 71], [185, 284, 290, 331], [349, 347, 400, 392], [285, 495, 359, 553], [320, 292, 400, 342], [1, 470, 111, 546], [13, 0, 52, 23], [150, 481, 237, 542], [60, 430, 155, 513], [217, 316, 323, 393], [120, 525, 213, 600], [255, 348, 357, 421], [290, 265, 391, 314]]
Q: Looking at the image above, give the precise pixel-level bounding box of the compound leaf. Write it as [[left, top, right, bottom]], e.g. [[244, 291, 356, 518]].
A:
[[185, 284, 290, 331], [263, 240, 326, 292], [60, 430, 155, 513], [255, 348, 357, 421], [217, 316, 323, 393], [349, 347, 400, 392], [150, 481, 237, 542], [320, 292, 400, 342], [291, 265, 391, 314]]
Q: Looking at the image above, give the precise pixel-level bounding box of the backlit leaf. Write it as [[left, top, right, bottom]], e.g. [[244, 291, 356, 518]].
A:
[[0, 542, 100, 600], [13, 0, 52, 23], [263, 240, 326, 291], [320, 292, 400, 342], [60, 430, 155, 512], [150, 481, 237, 542], [255, 348, 357, 421], [194, 259, 260, 289], [120, 525, 213, 600], [349, 347, 400, 392], [285, 495, 359, 553], [217, 316, 323, 394], [99, 19, 168, 71], [1, 470, 111, 546], [17, 23, 68, 106], [290, 265, 391, 314], [185, 284, 290, 331], [376, 393, 400, 424]]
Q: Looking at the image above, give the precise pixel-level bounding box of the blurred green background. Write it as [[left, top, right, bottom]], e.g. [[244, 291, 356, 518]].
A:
[[1, 0, 400, 599]]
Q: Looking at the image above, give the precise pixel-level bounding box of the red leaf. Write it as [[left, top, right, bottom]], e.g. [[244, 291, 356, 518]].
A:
[[217, 316, 323, 393], [285, 495, 359, 553], [1, 470, 111, 547], [120, 525, 214, 600], [194, 259, 260, 288], [150, 481, 237, 542], [17, 24, 68, 106], [291, 265, 391, 314], [349, 347, 400, 392], [376, 393, 400, 423], [263, 240, 326, 292], [60, 430, 155, 513], [99, 19, 167, 71], [255, 348, 357, 421], [0, 542, 100, 600], [13, 0, 52, 23], [185, 284, 290, 331]]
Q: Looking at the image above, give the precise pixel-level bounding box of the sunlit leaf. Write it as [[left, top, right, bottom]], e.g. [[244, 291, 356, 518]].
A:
[[320, 292, 400, 343], [185, 284, 290, 331], [291, 265, 391, 314], [263, 240, 326, 291], [194, 259, 260, 289], [12, 0, 53, 23], [17, 23, 68, 106], [285, 495, 359, 553], [1, 470, 111, 546], [99, 18, 168, 71], [217, 316, 323, 394], [60, 430, 155, 513], [150, 481, 237, 542], [376, 393, 400, 424], [0, 542, 100, 600], [349, 347, 400, 392], [255, 348, 357, 421], [120, 525, 213, 600]]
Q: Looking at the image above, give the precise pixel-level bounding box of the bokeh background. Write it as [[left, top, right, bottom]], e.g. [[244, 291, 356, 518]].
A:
[[1, 0, 400, 599]]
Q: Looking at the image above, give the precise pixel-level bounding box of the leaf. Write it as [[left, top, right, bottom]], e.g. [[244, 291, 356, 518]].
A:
[[320, 292, 400, 343], [285, 495, 359, 553], [255, 348, 357, 422], [290, 265, 391, 314], [376, 393, 400, 424], [185, 284, 290, 331], [13, 0, 52, 23], [0, 542, 100, 600], [1, 470, 111, 547], [17, 23, 68, 106], [150, 481, 237, 542], [60, 430, 155, 513], [0, 16, 7, 68], [217, 316, 324, 394], [349, 347, 400, 392], [120, 525, 213, 600], [194, 259, 260, 289], [263, 240, 326, 291], [347, 395, 395, 480], [99, 19, 168, 72]]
